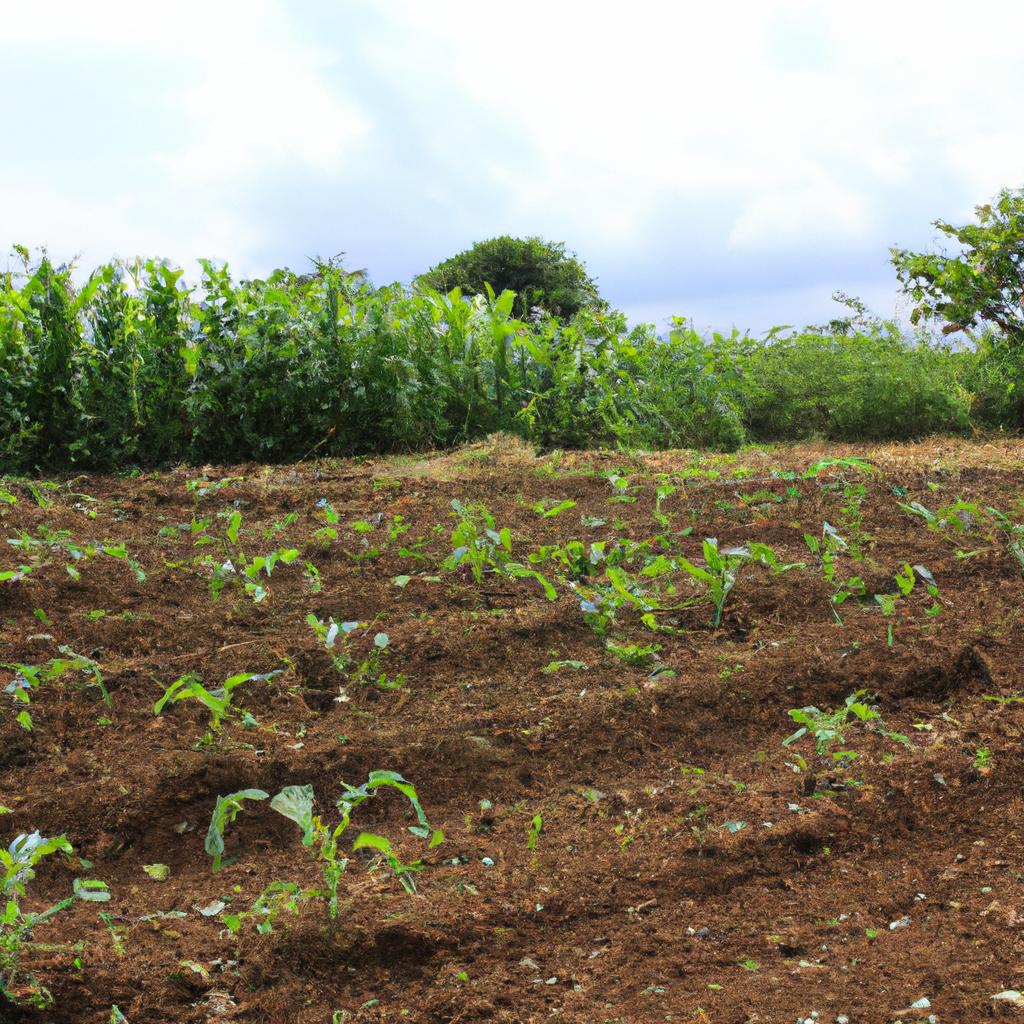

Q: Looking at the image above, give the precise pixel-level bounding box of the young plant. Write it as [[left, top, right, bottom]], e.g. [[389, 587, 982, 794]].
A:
[[677, 538, 797, 627], [306, 615, 403, 688], [874, 563, 941, 643], [986, 505, 1024, 575], [443, 500, 555, 599], [529, 498, 576, 518], [804, 523, 866, 622], [153, 670, 279, 737], [205, 772, 443, 931], [202, 509, 299, 602], [606, 640, 661, 667], [2, 832, 110, 1007], [783, 690, 908, 760], [4, 648, 109, 731]]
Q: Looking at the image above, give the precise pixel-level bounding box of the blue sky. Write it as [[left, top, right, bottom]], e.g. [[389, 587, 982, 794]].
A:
[[3, 1, 1023, 332]]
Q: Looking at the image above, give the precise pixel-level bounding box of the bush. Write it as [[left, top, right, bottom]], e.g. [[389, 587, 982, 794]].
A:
[[740, 329, 973, 441], [416, 236, 606, 320], [0, 247, 1019, 474]]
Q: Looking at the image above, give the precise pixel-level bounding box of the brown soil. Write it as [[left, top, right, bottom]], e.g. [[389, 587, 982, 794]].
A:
[[2, 437, 1024, 1024]]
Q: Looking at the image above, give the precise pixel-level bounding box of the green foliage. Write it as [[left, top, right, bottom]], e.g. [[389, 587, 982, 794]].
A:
[[416, 236, 606, 320], [153, 670, 278, 736], [205, 772, 443, 930], [2, 831, 109, 1007], [3, 648, 109, 731], [443, 500, 556, 599], [677, 538, 795, 627], [783, 691, 908, 757], [1, 245, 1021, 473], [891, 186, 1024, 344]]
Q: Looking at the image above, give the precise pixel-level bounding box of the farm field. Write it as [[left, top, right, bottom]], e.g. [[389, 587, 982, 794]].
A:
[[3, 437, 1024, 1024]]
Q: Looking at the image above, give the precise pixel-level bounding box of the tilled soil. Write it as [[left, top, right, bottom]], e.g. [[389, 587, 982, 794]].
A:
[[2, 437, 1024, 1024]]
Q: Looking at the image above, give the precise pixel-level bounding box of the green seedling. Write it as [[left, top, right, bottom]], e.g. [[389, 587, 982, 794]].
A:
[[527, 814, 543, 850], [606, 640, 661, 667], [986, 506, 1024, 574], [307, 616, 402, 688], [678, 538, 796, 627], [529, 498, 576, 518], [874, 563, 941, 642], [206, 772, 443, 931], [783, 690, 908, 758], [604, 471, 636, 503], [154, 670, 279, 736], [202, 509, 299, 602], [444, 500, 555, 599], [899, 499, 986, 539], [4, 648, 109, 731], [803, 457, 876, 478], [653, 482, 677, 528], [541, 659, 588, 674], [2, 832, 109, 1007]]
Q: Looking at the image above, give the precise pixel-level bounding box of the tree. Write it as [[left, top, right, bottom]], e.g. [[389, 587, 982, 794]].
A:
[[415, 235, 606, 319], [891, 186, 1024, 344]]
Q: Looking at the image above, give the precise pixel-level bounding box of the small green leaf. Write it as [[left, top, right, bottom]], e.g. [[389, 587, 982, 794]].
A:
[[270, 785, 316, 845]]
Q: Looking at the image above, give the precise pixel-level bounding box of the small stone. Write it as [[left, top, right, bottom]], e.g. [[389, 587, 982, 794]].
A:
[[694, 927, 711, 939], [481, 856, 495, 867]]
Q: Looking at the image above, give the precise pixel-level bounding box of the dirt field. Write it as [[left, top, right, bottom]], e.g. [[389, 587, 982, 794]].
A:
[[3, 437, 1024, 1024]]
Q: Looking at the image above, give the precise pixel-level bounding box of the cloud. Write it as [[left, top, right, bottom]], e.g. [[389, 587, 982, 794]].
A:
[[2, 0, 1024, 328], [728, 184, 875, 251]]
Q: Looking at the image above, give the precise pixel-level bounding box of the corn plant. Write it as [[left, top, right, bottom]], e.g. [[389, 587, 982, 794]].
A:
[[153, 670, 279, 738], [2, 832, 110, 1007], [205, 772, 443, 932]]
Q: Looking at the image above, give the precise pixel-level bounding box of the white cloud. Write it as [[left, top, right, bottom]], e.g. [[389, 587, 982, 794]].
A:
[[2, 0, 1023, 326], [1, 0, 367, 272], [728, 184, 875, 251]]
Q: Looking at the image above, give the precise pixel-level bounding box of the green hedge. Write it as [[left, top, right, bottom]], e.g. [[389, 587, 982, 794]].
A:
[[1, 252, 1018, 471]]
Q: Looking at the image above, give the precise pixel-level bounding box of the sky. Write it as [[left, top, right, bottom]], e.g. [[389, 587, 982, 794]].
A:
[[3, 0, 1024, 333]]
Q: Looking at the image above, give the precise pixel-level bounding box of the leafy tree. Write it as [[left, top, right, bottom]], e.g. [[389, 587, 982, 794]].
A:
[[416, 235, 606, 319], [891, 187, 1024, 343]]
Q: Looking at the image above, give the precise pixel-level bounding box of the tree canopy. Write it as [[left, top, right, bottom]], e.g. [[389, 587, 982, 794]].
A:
[[891, 186, 1024, 344], [415, 235, 606, 319]]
